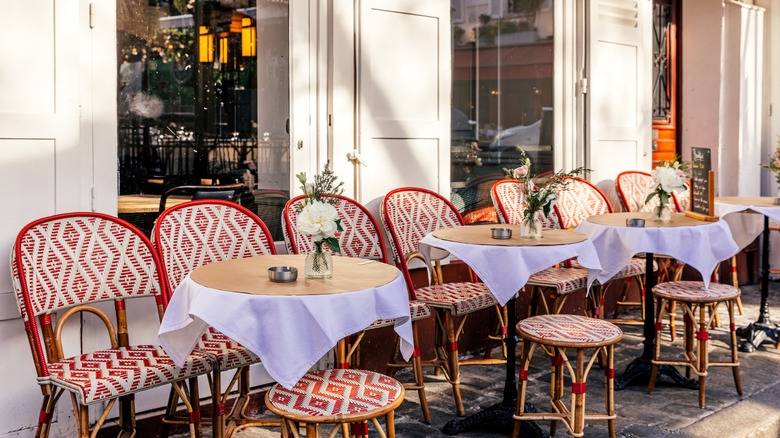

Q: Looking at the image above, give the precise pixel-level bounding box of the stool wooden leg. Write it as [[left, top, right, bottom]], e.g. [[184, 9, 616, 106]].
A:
[[606, 344, 616, 438], [684, 303, 695, 380], [305, 423, 318, 438], [697, 303, 708, 408], [512, 341, 535, 438], [573, 348, 586, 437], [551, 349, 565, 436], [728, 300, 743, 395], [668, 299, 677, 342], [385, 411, 396, 438]]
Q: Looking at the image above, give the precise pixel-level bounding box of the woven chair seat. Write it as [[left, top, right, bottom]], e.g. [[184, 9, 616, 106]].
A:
[[196, 327, 260, 369], [516, 314, 623, 348], [266, 369, 404, 419], [414, 282, 498, 316], [46, 345, 214, 405], [526, 267, 589, 295], [368, 300, 432, 329], [653, 281, 740, 303]]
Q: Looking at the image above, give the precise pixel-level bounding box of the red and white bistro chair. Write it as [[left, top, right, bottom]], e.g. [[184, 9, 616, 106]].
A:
[[282, 194, 433, 422], [554, 177, 652, 322], [11, 213, 216, 438], [491, 179, 589, 315], [381, 187, 507, 417], [153, 200, 277, 436]]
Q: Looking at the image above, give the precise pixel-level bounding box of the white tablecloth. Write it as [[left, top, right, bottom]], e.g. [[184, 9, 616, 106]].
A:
[[158, 270, 414, 389], [418, 232, 602, 306], [576, 217, 739, 289], [714, 202, 780, 250]]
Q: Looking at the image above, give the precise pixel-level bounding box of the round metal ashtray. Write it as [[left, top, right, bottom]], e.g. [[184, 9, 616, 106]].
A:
[[491, 227, 513, 239], [268, 266, 298, 282], [626, 218, 646, 228], [774, 198, 780, 206]]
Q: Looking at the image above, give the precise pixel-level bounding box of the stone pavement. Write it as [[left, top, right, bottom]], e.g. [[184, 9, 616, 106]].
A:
[[176, 280, 780, 437]]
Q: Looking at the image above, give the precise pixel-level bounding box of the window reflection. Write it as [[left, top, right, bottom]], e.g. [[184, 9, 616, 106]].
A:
[[117, 0, 289, 198], [451, 0, 554, 224]]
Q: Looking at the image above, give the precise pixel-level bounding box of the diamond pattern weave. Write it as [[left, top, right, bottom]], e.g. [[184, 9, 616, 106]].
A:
[[283, 195, 386, 261], [14, 216, 161, 319], [267, 369, 403, 417], [653, 281, 740, 301], [47, 345, 213, 405], [526, 267, 589, 295], [491, 179, 562, 229], [382, 189, 463, 263], [368, 300, 432, 329], [413, 282, 498, 316], [154, 201, 274, 370], [615, 171, 659, 213], [517, 314, 622, 346], [554, 178, 613, 230]]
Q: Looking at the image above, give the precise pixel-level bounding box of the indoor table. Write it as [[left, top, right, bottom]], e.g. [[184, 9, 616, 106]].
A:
[[576, 211, 739, 389], [715, 196, 780, 351], [118, 194, 190, 213], [418, 224, 602, 435], [157, 254, 415, 390]]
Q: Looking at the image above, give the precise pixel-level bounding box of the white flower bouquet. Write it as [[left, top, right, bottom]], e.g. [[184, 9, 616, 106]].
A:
[[295, 161, 345, 255], [646, 157, 689, 219]]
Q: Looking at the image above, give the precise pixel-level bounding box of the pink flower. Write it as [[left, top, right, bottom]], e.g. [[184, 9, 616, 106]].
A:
[[773, 160, 780, 167], [513, 166, 529, 179]]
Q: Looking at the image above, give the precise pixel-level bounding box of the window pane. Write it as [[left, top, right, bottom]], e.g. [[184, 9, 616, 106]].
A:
[[117, 0, 290, 236], [451, 0, 554, 223]]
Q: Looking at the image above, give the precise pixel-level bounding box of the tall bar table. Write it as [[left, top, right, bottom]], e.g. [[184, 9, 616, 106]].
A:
[[715, 196, 780, 352], [418, 224, 602, 435], [576, 212, 739, 389]]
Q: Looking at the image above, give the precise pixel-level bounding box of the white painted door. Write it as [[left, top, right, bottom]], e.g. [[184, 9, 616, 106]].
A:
[[586, 0, 652, 184], [355, 0, 451, 203]]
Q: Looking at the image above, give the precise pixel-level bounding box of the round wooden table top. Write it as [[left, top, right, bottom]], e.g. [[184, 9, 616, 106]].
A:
[[190, 254, 399, 296], [432, 224, 587, 246], [586, 211, 712, 228], [716, 196, 780, 208]]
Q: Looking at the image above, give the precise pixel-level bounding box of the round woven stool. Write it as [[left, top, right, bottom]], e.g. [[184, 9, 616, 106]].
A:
[[513, 314, 623, 438], [648, 281, 742, 408], [265, 369, 404, 438]]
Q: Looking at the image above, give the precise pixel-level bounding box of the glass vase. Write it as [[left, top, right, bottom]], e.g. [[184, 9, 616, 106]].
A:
[[305, 241, 333, 279], [653, 203, 672, 223], [520, 211, 543, 239]]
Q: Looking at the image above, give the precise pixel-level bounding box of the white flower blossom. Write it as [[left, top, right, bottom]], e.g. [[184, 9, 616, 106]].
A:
[[297, 201, 339, 241], [651, 166, 686, 193]]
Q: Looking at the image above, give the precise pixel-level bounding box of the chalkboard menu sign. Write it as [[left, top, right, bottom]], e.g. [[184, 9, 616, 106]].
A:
[[688, 147, 716, 219]]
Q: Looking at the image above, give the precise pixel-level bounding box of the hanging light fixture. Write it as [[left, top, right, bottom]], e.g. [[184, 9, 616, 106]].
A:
[[199, 26, 214, 63], [219, 32, 230, 64], [241, 17, 256, 57]]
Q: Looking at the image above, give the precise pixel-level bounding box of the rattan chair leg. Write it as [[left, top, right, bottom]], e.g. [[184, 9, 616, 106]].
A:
[[411, 322, 431, 423], [444, 312, 465, 416], [306, 423, 319, 438], [684, 304, 695, 380], [669, 299, 677, 342], [78, 404, 89, 438]]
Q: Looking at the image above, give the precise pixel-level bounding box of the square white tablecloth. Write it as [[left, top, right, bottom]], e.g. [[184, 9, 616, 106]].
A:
[[158, 271, 413, 389], [419, 232, 602, 306]]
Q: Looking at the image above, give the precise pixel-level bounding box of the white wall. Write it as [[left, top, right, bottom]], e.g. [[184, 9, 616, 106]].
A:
[[681, 0, 723, 185]]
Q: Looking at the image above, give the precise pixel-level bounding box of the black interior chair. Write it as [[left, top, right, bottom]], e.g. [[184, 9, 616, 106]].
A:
[[237, 190, 289, 241], [158, 183, 248, 214]]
